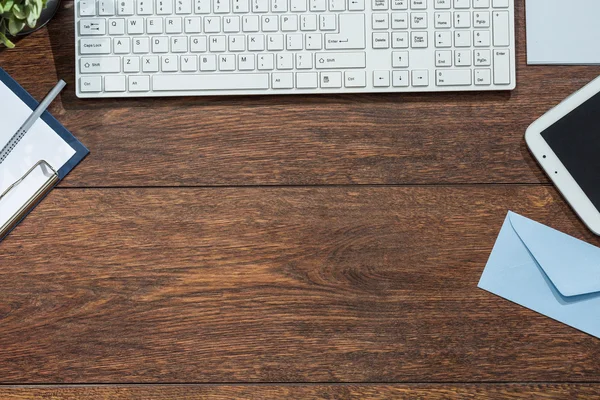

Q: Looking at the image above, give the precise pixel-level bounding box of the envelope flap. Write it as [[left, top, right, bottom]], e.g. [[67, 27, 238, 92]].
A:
[[509, 212, 600, 297]]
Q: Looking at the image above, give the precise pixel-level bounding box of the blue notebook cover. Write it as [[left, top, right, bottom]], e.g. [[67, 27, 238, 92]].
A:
[[0, 67, 89, 240]]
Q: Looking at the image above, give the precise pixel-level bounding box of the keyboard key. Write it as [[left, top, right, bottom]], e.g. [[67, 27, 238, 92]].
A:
[[435, 50, 452, 67], [345, 70, 366, 87], [153, 73, 270, 90], [290, 0, 307, 11], [492, 0, 508, 8], [454, 11, 470, 28], [80, 57, 120, 73], [200, 54, 217, 70], [474, 30, 490, 47], [372, 13, 389, 30], [493, 49, 510, 84], [129, 75, 150, 91], [492, 10, 509, 46], [80, 19, 106, 35], [105, 75, 127, 91], [411, 69, 428, 86], [161, 55, 178, 71], [156, 0, 173, 13], [80, 0, 97, 16], [392, 70, 409, 86], [391, 51, 408, 67], [124, 56, 141, 72], [410, 0, 425, 9], [391, 31, 408, 48], [80, 38, 111, 54], [391, 0, 407, 9], [348, 0, 364, 10], [391, 12, 408, 29], [411, 12, 427, 29], [114, 37, 131, 53], [454, 30, 470, 47], [142, 55, 160, 71], [315, 51, 366, 69], [99, 0, 116, 15], [373, 70, 390, 87], [475, 68, 491, 85], [325, 14, 365, 49], [474, 49, 490, 66], [296, 52, 313, 68], [219, 54, 236, 70], [238, 53, 255, 70], [436, 69, 471, 86], [372, 0, 388, 10], [372, 32, 389, 48], [118, 0, 135, 14], [410, 31, 427, 48], [473, 11, 490, 28], [80, 76, 102, 92], [127, 18, 144, 34], [276, 53, 294, 69], [320, 71, 343, 88], [435, 31, 451, 47], [455, 49, 471, 66], [434, 12, 451, 29], [273, 72, 294, 88], [297, 72, 319, 88], [138, 0, 154, 14]]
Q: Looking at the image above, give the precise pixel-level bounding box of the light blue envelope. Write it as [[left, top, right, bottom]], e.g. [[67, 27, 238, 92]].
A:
[[478, 211, 600, 339]]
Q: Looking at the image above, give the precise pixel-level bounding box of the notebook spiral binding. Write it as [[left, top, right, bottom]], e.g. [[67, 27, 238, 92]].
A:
[[0, 160, 59, 239]]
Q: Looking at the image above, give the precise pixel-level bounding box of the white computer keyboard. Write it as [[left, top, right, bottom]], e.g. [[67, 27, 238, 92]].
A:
[[75, 0, 515, 98]]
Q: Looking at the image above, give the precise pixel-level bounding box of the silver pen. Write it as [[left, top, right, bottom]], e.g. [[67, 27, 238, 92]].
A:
[[0, 80, 67, 165]]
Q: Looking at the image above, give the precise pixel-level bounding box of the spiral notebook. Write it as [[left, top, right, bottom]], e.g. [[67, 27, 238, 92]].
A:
[[0, 68, 89, 242]]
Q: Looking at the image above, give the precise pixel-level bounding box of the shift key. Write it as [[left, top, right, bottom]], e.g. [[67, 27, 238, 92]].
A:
[[80, 57, 121, 73], [316, 52, 366, 69]]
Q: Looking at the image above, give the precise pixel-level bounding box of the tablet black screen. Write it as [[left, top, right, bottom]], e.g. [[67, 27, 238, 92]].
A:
[[541, 91, 600, 211]]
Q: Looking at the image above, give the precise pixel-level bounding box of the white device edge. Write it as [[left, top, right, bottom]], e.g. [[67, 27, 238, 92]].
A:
[[525, 75, 600, 236]]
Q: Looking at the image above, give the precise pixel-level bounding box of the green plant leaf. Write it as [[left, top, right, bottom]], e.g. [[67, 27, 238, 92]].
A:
[[26, 8, 36, 27], [8, 15, 25, 35], [2, 0, 15, 12], [0, 31, 15, 48], [12, 3, 27, 18], [0, 3, 4, 13]]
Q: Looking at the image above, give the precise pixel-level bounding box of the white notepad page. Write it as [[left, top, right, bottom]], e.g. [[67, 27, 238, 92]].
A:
[[0, 80, 76, 228], [526, 0, 600, 65]]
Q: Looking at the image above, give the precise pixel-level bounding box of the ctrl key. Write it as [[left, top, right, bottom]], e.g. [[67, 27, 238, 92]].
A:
[[80, 76, 102, 92]]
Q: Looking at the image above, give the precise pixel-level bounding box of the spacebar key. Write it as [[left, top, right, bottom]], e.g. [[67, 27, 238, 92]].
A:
[[153, 74, 270, 91]]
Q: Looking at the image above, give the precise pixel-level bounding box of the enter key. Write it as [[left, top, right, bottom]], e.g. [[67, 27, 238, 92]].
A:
[[325, 14, 366, 50]]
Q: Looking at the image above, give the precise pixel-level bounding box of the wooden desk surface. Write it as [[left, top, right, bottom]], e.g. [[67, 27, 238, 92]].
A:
[[1, 0, 600, 398]]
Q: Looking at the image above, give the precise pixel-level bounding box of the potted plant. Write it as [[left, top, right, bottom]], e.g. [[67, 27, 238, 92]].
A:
[[0, 0, 52, 48]]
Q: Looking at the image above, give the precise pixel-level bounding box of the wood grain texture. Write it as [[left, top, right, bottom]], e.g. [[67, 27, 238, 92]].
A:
[[1, 187, 600, 384], [0, 0, 598, 186], [1, 384, 599, 399]]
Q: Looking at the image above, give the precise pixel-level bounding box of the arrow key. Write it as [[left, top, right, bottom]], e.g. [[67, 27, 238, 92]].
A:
[[412, 69, 429, 87], [373, 70, 390, 87]]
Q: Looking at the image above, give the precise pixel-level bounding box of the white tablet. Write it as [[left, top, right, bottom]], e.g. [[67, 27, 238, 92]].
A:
[[526, 76, 600, 235]]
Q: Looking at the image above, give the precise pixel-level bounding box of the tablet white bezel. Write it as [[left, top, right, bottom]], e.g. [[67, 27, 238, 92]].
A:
[[525, 76, 600, 236]]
